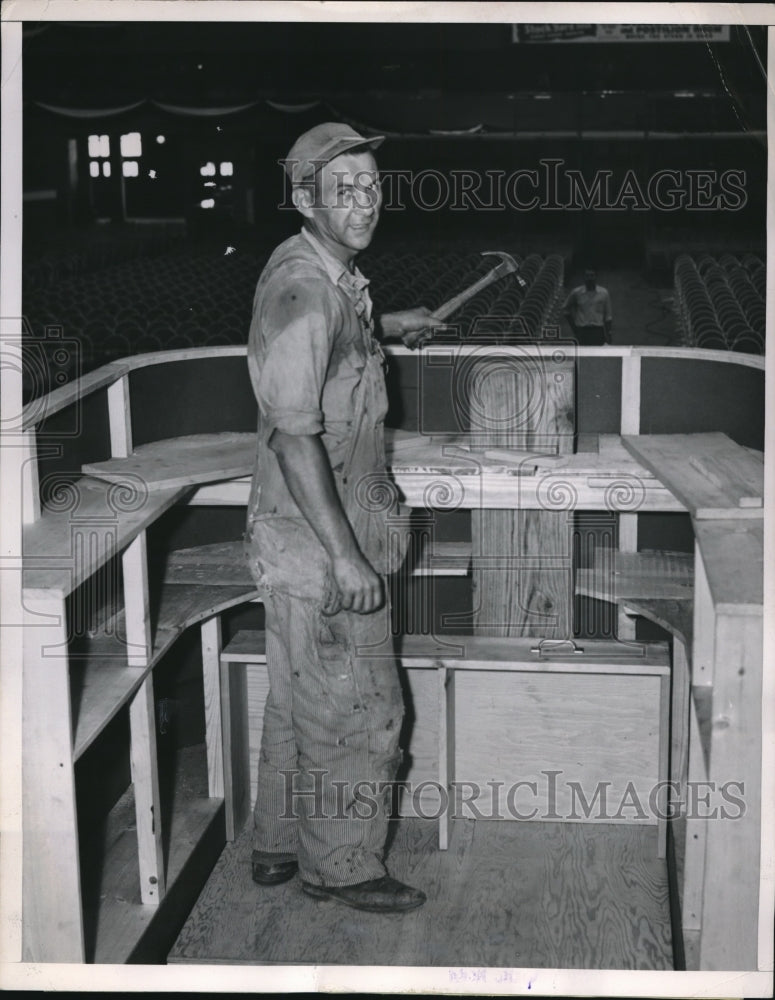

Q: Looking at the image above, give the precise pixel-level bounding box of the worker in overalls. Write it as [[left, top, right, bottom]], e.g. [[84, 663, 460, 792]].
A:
[[244, 123, 442, 912]]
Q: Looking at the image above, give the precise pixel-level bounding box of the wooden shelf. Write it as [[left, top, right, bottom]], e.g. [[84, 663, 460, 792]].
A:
[[412, 540, 472, 577], [22, 477, 188, 598], [621, 433, 764, 519], [575, 548, 694, 645], [576, 548, 694, 601], [71, 580, 257, 761], [223, 628, 669, 677], [82, 432, 256, 491], [162, 541, 253, 588]]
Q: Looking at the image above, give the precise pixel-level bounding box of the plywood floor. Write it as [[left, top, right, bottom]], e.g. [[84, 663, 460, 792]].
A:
[[168, 816, 674, 969]]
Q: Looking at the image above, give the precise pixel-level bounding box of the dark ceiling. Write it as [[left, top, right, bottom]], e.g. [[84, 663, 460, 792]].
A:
[[21, 20, 767, 104]]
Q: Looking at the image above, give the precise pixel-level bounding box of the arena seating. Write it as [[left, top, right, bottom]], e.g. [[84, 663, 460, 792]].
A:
[[22, 239, 565, 399], [674, 252, 765, 354]]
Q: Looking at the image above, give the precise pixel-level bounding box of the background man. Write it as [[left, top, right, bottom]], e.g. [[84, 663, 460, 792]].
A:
[[244, 122, 442, 913], [563, 268, 613, 345]]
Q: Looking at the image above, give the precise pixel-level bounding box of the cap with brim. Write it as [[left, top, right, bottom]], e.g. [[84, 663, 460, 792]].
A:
[[283, 122, 385, 186]]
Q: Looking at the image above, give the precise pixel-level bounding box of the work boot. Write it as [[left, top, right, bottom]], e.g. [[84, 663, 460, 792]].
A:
[[252, 850, 298, 886], [301, 875, 426, 913]]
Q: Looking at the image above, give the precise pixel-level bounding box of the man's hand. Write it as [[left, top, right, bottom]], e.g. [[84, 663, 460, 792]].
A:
[[380, 307, 445, 350], [325, 551, 384, 616], [270, 430, 384, 616]]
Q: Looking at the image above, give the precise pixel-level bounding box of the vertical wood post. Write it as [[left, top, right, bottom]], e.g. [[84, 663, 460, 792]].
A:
[[471, 350, 575, 636], [129, 676, 166, 904], [618, 353, 641, 639], [220, 652, 251, 841], [698, 614, 762, 970], [437, 666, 456, 850], [21, 429, 40, 525], [107, 374, 133, 458], [22, 595, 85, 961], [123, 531, 164, 904], [201, 615, 224, 801]]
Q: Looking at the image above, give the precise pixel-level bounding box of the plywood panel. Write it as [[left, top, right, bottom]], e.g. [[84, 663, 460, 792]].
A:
[[454, 671, 663, 824], [169, 816, 672, 969]]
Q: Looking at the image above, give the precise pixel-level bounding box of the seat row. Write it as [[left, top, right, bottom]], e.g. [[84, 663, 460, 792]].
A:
[[674, 254, 764, 355]]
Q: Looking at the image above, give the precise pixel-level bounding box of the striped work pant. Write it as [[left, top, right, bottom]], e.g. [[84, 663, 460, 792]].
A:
[[254, 587, 404, 886]]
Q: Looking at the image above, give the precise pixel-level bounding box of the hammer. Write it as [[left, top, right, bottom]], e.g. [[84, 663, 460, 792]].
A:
[[431, 250, 525, 322]]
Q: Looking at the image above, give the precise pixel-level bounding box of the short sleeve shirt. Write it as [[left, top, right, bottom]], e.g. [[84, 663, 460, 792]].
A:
[[563, 285, 612, 327], [244, 228, 391, 593]]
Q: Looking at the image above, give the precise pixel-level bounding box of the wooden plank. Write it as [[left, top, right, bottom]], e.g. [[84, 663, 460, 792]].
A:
[[21, 358, 129, 432], [698, 612, 762, 970], [656, 672, 670, 858], [186, 450, 684, 512], [437, 668, 455, 850], [122, 531, 151, 668], [682, 690, 708, 943], [21, 429, 40, 525], [620, 354, 641, 435], [616, 512, 639, 640], [220, 659, 252, 841], [21, 347, 250, 433], [669, 638, 691, 925], [82, 432, 256, 491], [691, 541, 716, 689], [471, 354, 575, 637], [693, 518, 763, 614], [22, 595, 85, 962], [107, 374, 133, 458], [621, 433, 764, 518], [575, 549, 694, 602], [201, 617, 224, 801], [22, 477, 187, 598], [20, 344, 763, 436], [245, 663, 271, 813], [398, 633, 670, 674], [156, 582, 258, 635], [129, 676, 166, 905], [227, 632, 670, 676], [412, 540, 472, 577], [164, 541, 253, 588]]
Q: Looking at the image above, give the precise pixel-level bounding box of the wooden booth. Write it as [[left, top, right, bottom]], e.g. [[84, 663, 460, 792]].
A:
[[19, 343, 765, 969]]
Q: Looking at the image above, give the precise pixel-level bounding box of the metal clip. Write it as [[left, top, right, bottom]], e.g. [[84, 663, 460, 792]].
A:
[[530, 638, 585, 657]]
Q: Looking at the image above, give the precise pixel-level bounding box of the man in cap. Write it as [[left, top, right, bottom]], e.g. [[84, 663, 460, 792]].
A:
[[244, 123, 441, 912]]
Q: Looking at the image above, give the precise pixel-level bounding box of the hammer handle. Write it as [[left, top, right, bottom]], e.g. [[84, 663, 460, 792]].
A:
[[431, 268, 507, 322]]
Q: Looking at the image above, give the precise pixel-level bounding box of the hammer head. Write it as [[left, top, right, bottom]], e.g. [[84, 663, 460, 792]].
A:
[[481, 250, 527, 287]]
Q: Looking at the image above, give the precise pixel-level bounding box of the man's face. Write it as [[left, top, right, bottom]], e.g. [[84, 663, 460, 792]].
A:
[[300, 150, 381, 264], [584, 269, 596, 289]]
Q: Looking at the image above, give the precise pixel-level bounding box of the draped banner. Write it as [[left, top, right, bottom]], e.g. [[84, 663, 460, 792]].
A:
[[512, 24, 731, 43]]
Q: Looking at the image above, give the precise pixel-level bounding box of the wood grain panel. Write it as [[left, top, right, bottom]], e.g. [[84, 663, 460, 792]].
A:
[[471, 355, 575, 637]]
